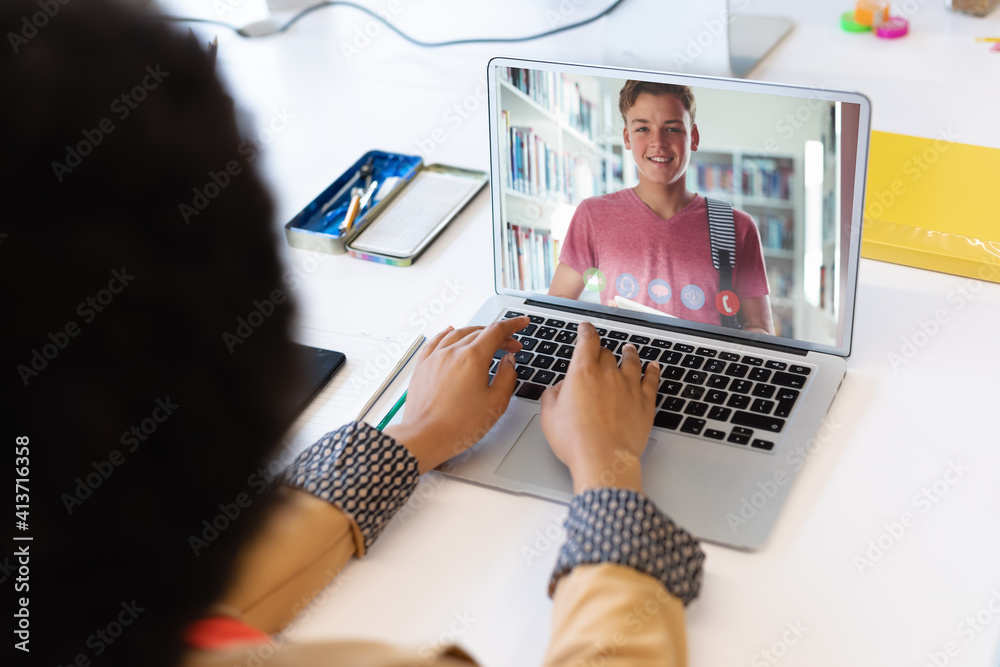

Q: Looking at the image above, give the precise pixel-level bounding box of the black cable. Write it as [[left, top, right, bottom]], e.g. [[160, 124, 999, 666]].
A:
[[160, 0, 627, 43]]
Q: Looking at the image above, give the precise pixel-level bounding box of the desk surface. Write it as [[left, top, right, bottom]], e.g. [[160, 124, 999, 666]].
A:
[[169, 0, 1000, 663]]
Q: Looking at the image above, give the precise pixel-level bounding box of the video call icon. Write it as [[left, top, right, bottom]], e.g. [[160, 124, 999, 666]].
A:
[[647, 279, 671, 304], [680, 284, 705, 310], [583, 267, 607, 292]]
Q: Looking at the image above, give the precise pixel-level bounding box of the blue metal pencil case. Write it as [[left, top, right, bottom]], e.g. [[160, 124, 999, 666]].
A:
[[284, 150, 422, 254]]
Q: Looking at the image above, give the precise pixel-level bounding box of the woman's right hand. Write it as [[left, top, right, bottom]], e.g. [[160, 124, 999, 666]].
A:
[[539, 322, 660, 494]]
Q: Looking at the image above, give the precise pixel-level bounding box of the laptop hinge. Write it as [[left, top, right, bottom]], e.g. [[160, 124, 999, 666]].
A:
[[524, 299, 808, 357]]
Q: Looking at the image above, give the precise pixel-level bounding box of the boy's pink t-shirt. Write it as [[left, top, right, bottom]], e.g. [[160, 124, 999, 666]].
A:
[[558, 189, 770, 326]]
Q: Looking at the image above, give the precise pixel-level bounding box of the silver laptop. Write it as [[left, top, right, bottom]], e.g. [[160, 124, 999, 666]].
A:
[[440, 57, 870, 549]]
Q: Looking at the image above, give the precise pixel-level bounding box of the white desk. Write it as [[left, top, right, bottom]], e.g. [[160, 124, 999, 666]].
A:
[[171, 0, 1000, 663]]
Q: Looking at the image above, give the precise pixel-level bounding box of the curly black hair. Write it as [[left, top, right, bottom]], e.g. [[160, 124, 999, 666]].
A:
[[1, 1, 303, 665]]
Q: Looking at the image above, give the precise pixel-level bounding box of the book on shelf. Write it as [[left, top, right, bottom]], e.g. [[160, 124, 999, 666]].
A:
[[757, 212, 794, 251], [500, 67, 597, 139], [689, 161, 735, 194], [741, 157, 792, 200], [505, 125, 602, 204], [505, 222, 559, 292]]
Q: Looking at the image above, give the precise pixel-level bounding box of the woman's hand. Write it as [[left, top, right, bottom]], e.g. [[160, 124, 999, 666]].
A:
[[384, 316, 529, 474], [540, 322, 659, 494]]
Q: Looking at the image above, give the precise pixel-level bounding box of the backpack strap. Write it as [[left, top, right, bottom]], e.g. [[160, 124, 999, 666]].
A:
[[705, 197, 739, 329]]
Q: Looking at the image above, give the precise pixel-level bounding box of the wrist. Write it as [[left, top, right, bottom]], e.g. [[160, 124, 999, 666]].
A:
[[383, 421, 438, 474], [569, 449, 643, 494]]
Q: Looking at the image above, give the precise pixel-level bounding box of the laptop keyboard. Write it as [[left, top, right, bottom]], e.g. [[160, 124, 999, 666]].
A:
[[490, 310, 815, 454]]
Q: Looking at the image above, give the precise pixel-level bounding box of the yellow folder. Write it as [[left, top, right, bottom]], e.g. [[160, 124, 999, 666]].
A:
[[861, 130, 1000, 284]]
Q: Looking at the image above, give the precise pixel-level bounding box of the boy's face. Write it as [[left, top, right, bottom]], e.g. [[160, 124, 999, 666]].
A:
[[623, 92, 699, 189]]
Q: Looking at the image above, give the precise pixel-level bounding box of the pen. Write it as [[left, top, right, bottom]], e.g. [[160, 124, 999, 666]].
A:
[[376, 390, 407, 430], [975, 37, 1000, 42]]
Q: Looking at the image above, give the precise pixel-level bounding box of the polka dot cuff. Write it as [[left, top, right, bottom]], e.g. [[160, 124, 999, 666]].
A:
[[280, 422, 420, 553], [549, 488, 706, 606]]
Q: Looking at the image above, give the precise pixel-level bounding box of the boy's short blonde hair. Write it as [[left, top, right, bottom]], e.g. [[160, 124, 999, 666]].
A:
[[619, 80, 697, 125]]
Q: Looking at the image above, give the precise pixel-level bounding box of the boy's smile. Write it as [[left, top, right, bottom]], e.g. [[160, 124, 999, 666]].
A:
[[623, 92, 699, 189]]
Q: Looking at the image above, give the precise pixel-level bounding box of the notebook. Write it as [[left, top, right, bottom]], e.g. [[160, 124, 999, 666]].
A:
[[438, 57, 871, 549]]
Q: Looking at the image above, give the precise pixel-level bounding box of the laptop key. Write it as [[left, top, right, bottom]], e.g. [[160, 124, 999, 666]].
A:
[[696, 347, 718, 357], [707, 374, 729, 389], [659, 380, 682, 395], [681, 354, 704, 369], [528, 315, 545, 324], [608, 330, 629, 340], [553, 359, 570, 373], [742, 355, 763, 366], [536, 327, 557, 340], [545, 318, 566, 328], [750, 398, 775, 414], [725, 363, 749, 378], [748, 368, 772, 382], [708, 406, 731, 421], [684, 401, 708, 417], [662, 366, 685, 380], [601, 338, 619, 352], [751, 439, 775, 451], [682, 386, 705, 400], [727, 427, 752, 445], [639, 346, 661, 360], [651, 339, 672, 349], [654, 411, 682, 430], [517, 323, 538, 336], [776, 388, 800, 402], [774, 399, 798, 418], [556, 345, 575, 359], [537, 341, 558, 355], [504, 311, 525, 318], [489, 359, 498, 373], [595, 328, 608, 336], [516, 366, 534, 380], [765, 360, 787, 371], [771, 371, 806, 388], [518, 337, 538, 351], [531, 355, 555, 369], [555, 330, 577, 344], [565, 322, 579, 332], [705, 389, 727, 404], [789, 365, 811, 375], [727, 394, 751, 409], [684, 370, 707, 385], [680, 417, 706, 435], [629, 334, 650, 345], [704, 429, 726, 440], [533, 370, 556, 385], [704, 359, 726, 374], [730, 379, 752, 393], [663, 397, 685, 412], [719, 352, 741, 361], [674, 343, 694, 353], [514, 350, 533, 364], [553, 373, 565, 385], [515, 382, 546, 400], [731, 411, 785, 433], [660, 350, 683, 365], [751, 384, 776, 399]]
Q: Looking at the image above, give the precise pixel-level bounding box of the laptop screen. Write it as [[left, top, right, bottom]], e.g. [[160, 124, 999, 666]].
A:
[[489, 59, 869, 356]]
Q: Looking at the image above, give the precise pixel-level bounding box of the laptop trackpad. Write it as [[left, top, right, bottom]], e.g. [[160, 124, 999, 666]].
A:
[[494, 414, 658, 495]]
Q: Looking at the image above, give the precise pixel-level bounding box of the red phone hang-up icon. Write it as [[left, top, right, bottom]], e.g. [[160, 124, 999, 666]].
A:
[[715, 290, 740, 316]]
